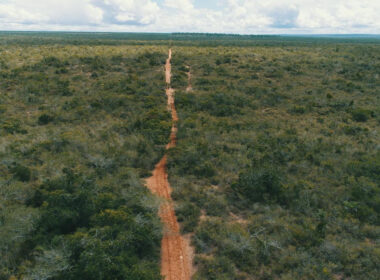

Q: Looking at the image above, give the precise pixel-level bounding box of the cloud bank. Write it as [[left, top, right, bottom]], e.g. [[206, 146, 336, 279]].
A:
[[0, 0, 379, 34]]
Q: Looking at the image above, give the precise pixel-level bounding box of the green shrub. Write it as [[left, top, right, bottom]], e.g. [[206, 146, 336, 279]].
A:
[[38, 113, 54, 125], [345, 177, 380, 224], [80, 56, 107, 71], [288, 222, 324, 248], [0, 43, 169, 280], [290, 105, 306, 114], [0, 104, 6, 114], [232, 167, 284, 204], [343, 125, 367, 135], [26, 168, 162, 279], [351, 108, 374, 122], [203, 195, 227, 217], [132, 108, 171, 145], [1, 119, 27, 134], [194, 161, 216, 178], [56, 79, 72, 96], [11, 164, 31, 182], [194, 256, 236, 280], [42, 56, 64, 67], [347, 154, 380, 183], [176, 202, 201, 233], [30, 169, 96, 234]]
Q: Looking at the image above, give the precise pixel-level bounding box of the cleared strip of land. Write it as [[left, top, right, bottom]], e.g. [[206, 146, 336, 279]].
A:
[[146, 49, 193, 280]]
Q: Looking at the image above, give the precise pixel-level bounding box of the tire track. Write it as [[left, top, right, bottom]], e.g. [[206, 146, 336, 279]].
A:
[[186, 66, 192, 92], [146, 49, 193, 280]]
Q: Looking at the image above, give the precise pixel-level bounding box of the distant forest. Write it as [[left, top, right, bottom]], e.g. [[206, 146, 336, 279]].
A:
[[0, 31, 379, 46]]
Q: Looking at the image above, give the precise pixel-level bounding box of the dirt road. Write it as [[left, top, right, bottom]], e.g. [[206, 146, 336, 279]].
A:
[[186, 66, 192, 92], [146, 49, 193, 280]]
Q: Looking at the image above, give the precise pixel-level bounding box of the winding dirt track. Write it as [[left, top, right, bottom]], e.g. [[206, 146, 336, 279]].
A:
[[186, 66, 192, 92], [146, 49, 193, 280]]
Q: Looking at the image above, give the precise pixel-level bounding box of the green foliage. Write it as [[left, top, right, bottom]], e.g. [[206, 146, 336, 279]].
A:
[[30, 168, 96, 234], [343, 125, 368, 136], [168, 143, 216, 179], [136, 51, 166, 66], [0, 44, 169, 279], [176, 202, 201, 233], [232, 167, 284, 204], [344, 177, 379, 225], [38, 114, 54, 125], [168, 42, 379, 279], [22, 169, 162, 280], [133, 109, 171, 145], [11, 164, 31, 182], [290, 105, 306, 114], [1, 33, 379, 280], [177, 91, 250, 117], [347, 153, 380, 183], [351, 108, 374, 122], [56, 79, 72, 96], [42, 56, 65, 67], [1, 119, 27, 134]]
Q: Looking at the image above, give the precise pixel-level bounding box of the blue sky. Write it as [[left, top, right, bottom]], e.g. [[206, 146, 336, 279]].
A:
[[0, 0, 379, 34]]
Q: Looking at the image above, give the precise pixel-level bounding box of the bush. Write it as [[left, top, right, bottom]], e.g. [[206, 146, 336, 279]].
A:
[[56, 80, 72, 96], [176, 202, 201, 233], [26, 168, 162, 279], [132, 108, 171, 145], [1, 119, 27, 134], [345, 177, 380, 224], [30, 169, 96, 234], [232, 167, 284, 204], [290, 106, 306, 114], [351, 108, 374, 122], [194, 161, 216, 178], [347, 154, 380, 183], [38, 114, 54, 125], [343, 125, 367, 136], [80, 56, 107, 71], [11, 164, 31, 182], [194, 256, 236, 280], [42, 56, 64, 67]]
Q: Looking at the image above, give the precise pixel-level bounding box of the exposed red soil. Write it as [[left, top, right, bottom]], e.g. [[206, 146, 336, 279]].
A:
[[146, 49, 194, 280]]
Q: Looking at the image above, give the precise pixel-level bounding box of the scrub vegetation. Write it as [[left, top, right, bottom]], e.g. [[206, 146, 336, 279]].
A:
[[168, 44, 380, 279], [0, 32, 379, 280], [0, 43, 170, 280]]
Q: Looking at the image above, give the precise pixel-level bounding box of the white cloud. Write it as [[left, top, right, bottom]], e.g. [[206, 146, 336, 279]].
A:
[[221, 0, 380, 33], [0, 3, 46, 24], [92, 0, 160, 25], [0, 0, 379, 33], [296, 0, 380, 31], [164, 0, 194, 11], [0, 0, 102, 26]]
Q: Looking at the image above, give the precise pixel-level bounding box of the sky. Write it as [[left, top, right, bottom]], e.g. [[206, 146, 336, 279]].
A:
[[0, 0, 379, 34]]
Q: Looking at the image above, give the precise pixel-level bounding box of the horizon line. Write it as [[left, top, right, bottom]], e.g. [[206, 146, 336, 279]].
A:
[[0, 30, 379, 36]]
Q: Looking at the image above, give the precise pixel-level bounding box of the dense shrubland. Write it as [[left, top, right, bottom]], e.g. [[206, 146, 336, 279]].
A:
[[0, 44, 169, 279], [0, 34, 379, 280], [168, 44, 379, 279]]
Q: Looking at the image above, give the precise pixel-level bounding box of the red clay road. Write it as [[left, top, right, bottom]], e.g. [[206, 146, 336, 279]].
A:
[[146, 49, 193, 280]]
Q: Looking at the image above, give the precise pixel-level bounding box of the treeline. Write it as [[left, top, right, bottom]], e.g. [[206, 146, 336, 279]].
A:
[[1, 32, 379, 47]]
